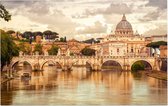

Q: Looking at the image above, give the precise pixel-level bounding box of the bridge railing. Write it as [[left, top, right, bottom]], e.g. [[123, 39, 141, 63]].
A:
[[13, 55, 155, 59]]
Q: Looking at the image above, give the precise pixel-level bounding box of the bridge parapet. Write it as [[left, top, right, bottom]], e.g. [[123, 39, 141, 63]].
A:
[[13, 55, 155, 59]]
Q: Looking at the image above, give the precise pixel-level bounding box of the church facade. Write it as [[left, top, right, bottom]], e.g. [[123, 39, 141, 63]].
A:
[[98, 14, 152, 56]]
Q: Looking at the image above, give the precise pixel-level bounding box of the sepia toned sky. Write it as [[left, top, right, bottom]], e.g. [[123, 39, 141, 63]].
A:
[[0, 0, 167, 40]]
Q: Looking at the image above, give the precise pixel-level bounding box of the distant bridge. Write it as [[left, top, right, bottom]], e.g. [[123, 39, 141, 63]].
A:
[[10, 55, 161, 71]]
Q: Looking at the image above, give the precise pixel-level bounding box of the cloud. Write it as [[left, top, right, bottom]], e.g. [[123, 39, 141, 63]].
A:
[[144, 24, 167, 36], [26, 8, 77, 35], [73, 3, 132, 18], [101, 3, 132, 14], [1, 0, 40, 9], [1, 0, 78, 36], [0, 0, 167, 40], [77, 21, 107, 34], [138, 8, 161, 22], [146, 0, 167, 10]]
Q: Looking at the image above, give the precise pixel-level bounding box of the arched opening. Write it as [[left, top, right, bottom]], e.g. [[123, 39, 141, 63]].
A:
[[101, 60, 122, 71], [12, 61, 19, 69], [70, 61, 92, 79], [41, 60, 62, 71], [131, 60, 152, 71], [11, 61, 33, 76], [12, 61, 32, 70]]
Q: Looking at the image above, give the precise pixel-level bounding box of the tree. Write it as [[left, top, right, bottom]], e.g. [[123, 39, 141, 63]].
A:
[[33, 44, 43, 55], [82, 38, 100, 44], [146, 41, 167, 48], [43, 30, 59, 40], [64, 36, 66, 42], [33, 31, 43, 40], [146, 41, 167, 54], [1, 30, 19, 70], [59, 37, 66, 42], [18, 42, 32, 55], [0, 4, 11, 21], [6, 30, 15, 35], [60, 37, 64, 42], [81, 47, 96, 56], [22, 31, 33, 39], [43, 30, 52, 39], [131, 61, 145, 72], [51, 32, 59, 39], [48, 45, 59, 55], [33, 31, 43, 36]]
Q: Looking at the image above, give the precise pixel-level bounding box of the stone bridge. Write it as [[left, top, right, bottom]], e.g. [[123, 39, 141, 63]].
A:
[[10, 55, 161, 71]]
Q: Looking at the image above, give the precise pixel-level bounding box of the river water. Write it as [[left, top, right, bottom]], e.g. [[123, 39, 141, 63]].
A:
[[1, 65, 167, 105]]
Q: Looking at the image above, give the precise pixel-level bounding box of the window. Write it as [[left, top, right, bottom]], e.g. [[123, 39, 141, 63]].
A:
[[117, 48, 119, 53], [131, 47, 133, 53]]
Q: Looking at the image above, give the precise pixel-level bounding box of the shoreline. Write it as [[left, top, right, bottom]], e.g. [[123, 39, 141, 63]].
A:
[[139, 71, 167, 81], [1, 77, 14, 84]]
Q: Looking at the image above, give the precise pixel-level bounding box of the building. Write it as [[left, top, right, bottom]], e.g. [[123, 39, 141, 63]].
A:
[[159, 45, 167, 58], [151, 35, 167, 42], [67, 39, 88, 55], [98, 14, 152, 56], [36, 35, 42, 43]]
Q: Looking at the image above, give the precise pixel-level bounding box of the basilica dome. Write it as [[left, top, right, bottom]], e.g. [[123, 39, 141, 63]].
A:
[[115, 14, 133, 36]]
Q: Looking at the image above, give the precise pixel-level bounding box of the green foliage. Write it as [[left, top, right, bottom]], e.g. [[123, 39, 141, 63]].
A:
[[43, 30, 53, 35], [1, 30, 19, 69], [18, 43, 32, 55], [60, 37, 64, 42], [59, 37, 66, 42], [82, 38, 100, 44], [33, 31, 43, 39], [64, 37, 66, 42], [0, 4, 11, 21], [131, 61, 145, 72], [33, 44, 43, 55], [48, 45, 59, 55], [23, 31, 33, 39], [70, 52, 74, 56], [43, 30, 59, 40], [81, 47, 96, 56], [6, 30, 15, 34], [146, 41, 167, 49]]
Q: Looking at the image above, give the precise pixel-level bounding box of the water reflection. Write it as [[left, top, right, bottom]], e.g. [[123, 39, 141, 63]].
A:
[[1, 65, 167, 105]]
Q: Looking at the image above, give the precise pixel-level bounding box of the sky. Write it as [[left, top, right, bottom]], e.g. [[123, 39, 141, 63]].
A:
[[0, 0, 167, 40]]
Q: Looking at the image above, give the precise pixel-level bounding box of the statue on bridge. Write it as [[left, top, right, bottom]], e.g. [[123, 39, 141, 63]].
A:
[[57, 48, 61, 56], [66, 48, 70, 56], [35, 51, 39, 56], [19, 51, 23, 56], [44, 51, 49, 56]]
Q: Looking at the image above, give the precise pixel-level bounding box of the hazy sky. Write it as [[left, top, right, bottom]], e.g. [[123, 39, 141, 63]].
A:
[[0, 0, 167, 40]]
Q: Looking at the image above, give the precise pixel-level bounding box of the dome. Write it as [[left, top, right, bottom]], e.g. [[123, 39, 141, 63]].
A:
[[115, 14, 133, 36], [116, 14, 132, 30]]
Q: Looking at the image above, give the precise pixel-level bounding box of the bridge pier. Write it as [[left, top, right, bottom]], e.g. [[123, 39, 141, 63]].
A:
[[123, 65, 130, 71], [92, 64, 101, 71], [153, 58, 161, 71], [62, 65, 72, 71]]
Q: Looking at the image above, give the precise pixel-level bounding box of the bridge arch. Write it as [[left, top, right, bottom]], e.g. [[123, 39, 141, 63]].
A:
[[41, 60, 62, 70], [131, 60, 153, 71], [11, 60, 33, 70], [101, 60, 123, 71]]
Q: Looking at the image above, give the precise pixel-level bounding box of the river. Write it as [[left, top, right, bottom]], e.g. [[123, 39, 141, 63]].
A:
[[1, 64, 167, 105]]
